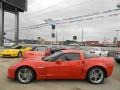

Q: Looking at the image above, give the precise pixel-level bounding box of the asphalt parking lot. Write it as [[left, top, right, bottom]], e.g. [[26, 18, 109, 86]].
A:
[[0, 57, 120, 90]]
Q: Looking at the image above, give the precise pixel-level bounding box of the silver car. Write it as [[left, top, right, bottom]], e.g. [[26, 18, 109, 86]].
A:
[[80, 47, 109, 57]]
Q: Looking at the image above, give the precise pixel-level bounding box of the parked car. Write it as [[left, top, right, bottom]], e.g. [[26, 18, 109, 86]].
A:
[[8, 50, 114, 84], [23, 46, 51, 58], [80, 47, 109, 57], [23, 46, 75, 58], [114, 51, 120, 64], [0, 45, 32, 57], [4, 42, 15, 47]]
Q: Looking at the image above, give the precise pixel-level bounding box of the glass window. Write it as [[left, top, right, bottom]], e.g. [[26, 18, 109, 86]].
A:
[[57, 53, 80, 61], [42, 51, 63, 61], [12, 46, 22, 49]]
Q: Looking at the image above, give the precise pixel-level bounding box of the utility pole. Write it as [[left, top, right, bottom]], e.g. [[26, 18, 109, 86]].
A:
[[0, 1, 4, 46], [15, 9, 19, 45], [82, 27, 84, 42], [44, 19, 56, 45], [116, 30, 120, 46], [56, 31, 58, 45]]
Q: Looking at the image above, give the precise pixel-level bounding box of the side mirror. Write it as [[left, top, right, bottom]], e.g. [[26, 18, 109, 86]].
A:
[[56, 60, 62, 64]]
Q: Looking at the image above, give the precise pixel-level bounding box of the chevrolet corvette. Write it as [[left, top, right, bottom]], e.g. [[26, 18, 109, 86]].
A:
[[23, 46, 77, 58], [0, 46, 32, 57], [7, 50, 114, 84], [80, 47, 109, 57], [23, 46, 51, 58]]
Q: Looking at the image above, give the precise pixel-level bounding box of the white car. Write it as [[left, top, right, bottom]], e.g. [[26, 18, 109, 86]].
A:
[[4, 43, 15, 47], [80, 47, 109, 57]]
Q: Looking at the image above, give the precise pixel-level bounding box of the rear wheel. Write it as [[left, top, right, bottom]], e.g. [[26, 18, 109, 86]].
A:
[[16, 67, 35, 84], [18, 52, 22, 58], [116, 60, 120, 64], [87, 67, 105, 84]]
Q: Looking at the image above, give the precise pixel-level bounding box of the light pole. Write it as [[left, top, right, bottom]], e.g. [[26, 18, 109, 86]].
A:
[[44, 19, 56, 45], [116, 30, 120, 46], [82, 27, 84, 43], [56, 31, 58, 45]]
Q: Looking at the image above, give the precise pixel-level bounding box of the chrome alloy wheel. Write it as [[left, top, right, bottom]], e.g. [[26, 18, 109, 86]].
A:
[[17, 67, 34, 83], [88, 68, 104, 84]]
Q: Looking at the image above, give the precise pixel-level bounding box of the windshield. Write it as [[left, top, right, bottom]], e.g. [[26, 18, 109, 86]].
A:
[[12, 46, 23, 49], [42, 51, 63, 61]]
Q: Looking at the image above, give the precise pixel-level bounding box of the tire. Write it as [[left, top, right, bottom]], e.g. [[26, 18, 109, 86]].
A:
[[116, 60, 120, 64], [18, 52, 22, 58], [87, 67, 105, 84], [107, 52, 110, 57], [16, 67, 35, 84]]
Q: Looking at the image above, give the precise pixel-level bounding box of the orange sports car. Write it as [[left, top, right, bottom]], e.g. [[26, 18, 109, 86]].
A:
[[8, 50, 114, 84], [23, 46, 51, 58], [23, 46, 70, 58]]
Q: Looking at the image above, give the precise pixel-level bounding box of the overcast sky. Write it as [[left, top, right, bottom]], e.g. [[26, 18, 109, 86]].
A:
[[4, 0, 120, 42]]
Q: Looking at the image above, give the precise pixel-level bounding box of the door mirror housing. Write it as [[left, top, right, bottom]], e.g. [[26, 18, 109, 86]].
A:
[[56, 60, 62, 64]]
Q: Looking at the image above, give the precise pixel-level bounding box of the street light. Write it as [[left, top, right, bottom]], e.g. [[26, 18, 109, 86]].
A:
[[44, 19, 56, 45], [116, 30, 120, 46], [82, 27, 84, 42], [116, 2, 120, 9]]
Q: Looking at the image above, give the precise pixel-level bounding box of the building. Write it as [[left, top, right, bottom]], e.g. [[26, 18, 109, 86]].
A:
[[86, 41, 99, 46]]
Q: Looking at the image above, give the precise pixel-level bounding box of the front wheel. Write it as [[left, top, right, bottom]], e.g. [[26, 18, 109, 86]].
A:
[[16, 67, 35, 84], [87, 67, 105, 84]]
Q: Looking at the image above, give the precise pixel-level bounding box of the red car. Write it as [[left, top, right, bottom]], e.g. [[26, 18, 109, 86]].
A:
[[23, 46, 51, 58], [8, 50, 114, 84], [23, 46, 71, 58]]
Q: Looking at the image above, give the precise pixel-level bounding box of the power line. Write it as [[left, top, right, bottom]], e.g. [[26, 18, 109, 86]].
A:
[[20, 8, 120, 29], [23, 0, 76, 17], [21, 0, 93, 19], [6, 8, 120, 32]]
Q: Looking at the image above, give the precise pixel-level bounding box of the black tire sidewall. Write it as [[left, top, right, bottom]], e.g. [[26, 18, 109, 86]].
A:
[[87, 67, 105, 84]]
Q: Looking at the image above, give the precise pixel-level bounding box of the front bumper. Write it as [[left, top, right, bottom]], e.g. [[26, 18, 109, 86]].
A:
[[7, 66, 16, 79], [0, 52, 18, 57]]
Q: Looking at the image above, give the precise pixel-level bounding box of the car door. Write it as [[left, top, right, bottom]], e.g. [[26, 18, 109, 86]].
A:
[[44, 53, 84, 79]]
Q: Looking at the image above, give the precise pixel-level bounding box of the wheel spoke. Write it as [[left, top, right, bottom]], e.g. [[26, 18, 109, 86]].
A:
[[89, 68, 104, 84]]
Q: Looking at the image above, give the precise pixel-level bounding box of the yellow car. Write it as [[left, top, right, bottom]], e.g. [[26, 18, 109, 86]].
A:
[[0, 46, 32, 57]]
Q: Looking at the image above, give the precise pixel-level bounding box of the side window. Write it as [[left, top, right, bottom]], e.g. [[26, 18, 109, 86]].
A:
[[57, 53, 80, 61], [57, 54, 66, 60]]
